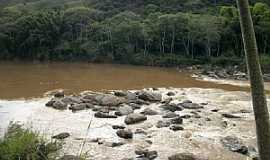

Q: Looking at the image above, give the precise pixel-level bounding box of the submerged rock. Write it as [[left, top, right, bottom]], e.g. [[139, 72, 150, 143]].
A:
[[125, 113, 147, 125]]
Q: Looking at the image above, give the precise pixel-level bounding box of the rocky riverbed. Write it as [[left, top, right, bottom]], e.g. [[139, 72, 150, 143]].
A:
[[189, 65, 270, 82], [1, 88, 269, 160]]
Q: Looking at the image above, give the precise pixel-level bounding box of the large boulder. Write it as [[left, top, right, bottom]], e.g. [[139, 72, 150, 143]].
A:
[[124, 113, 147, 125], [138, 91, 162, 102], [168, 153, 207, 160]]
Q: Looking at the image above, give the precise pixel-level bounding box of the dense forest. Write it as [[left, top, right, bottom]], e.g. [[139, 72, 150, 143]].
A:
[[0, 0, 270, 66]]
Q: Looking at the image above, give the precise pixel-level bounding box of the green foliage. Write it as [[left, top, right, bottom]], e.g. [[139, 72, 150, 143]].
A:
[[0, 0, 269, 66], [0, 123, 61, 160]]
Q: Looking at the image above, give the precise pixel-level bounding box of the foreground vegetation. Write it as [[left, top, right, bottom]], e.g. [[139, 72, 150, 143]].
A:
[[0, 123, 61, 160], [0, 0, 270, 66]]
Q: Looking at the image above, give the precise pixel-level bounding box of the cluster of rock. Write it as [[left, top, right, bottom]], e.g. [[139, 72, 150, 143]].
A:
[[192, 65, 270, 81], [47, 89, 258, 160]]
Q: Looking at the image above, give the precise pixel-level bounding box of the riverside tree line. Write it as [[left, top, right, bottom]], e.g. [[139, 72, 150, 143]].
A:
[[0, 0, 270, 66]]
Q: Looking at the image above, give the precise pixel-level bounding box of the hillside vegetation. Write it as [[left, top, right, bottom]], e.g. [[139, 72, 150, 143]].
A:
[[0, 0, 270, 66]]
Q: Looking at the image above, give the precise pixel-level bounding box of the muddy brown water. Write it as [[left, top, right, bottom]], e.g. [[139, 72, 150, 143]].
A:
[[0, 62, 254, 99]]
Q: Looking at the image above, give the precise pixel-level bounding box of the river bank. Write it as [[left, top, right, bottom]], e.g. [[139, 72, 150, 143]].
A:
[[1, 88, 268, 160]]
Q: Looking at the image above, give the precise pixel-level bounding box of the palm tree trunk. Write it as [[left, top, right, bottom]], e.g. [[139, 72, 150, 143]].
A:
[[236, 0, 270, 160]]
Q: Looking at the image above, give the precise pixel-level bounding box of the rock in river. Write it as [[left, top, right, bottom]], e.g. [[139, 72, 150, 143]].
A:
[[54, 90, 64, 98], [170, 117, 183, 124], [95, 112, 117, 118], [138, 91, 162, 102], [170, 125, 184, 131], [52, 132, 70, 140], [124, 113, 147, 125], [116, 129, 133, 139], [180, 102, 203, 109], [52, 100, 67, 110], [156, 120, 171, 128], [162, 112, 179, 118], [160, 103, 183, 112], [140, 108, 159, 115], [135, 149, 158, 160], [115, 105, 134, 116], [69, 103, 87, 111], [168, 153, 207, 160], [222, 113, 241, 119], [220, 136, 249, 155]]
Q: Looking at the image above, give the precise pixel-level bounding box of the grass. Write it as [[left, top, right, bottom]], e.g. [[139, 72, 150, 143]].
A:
[[0, 123, 62, 160]]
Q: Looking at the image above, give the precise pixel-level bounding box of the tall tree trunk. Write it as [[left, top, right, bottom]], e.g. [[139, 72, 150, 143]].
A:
[[237, 1, 270, 160]]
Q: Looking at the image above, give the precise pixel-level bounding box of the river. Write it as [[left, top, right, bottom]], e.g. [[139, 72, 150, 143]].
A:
[[0, 62, 252, 100], [0, 62, 269, 160]]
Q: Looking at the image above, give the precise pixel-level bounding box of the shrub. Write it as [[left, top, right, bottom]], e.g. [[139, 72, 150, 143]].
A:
[[0, 123, 61, 160]]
